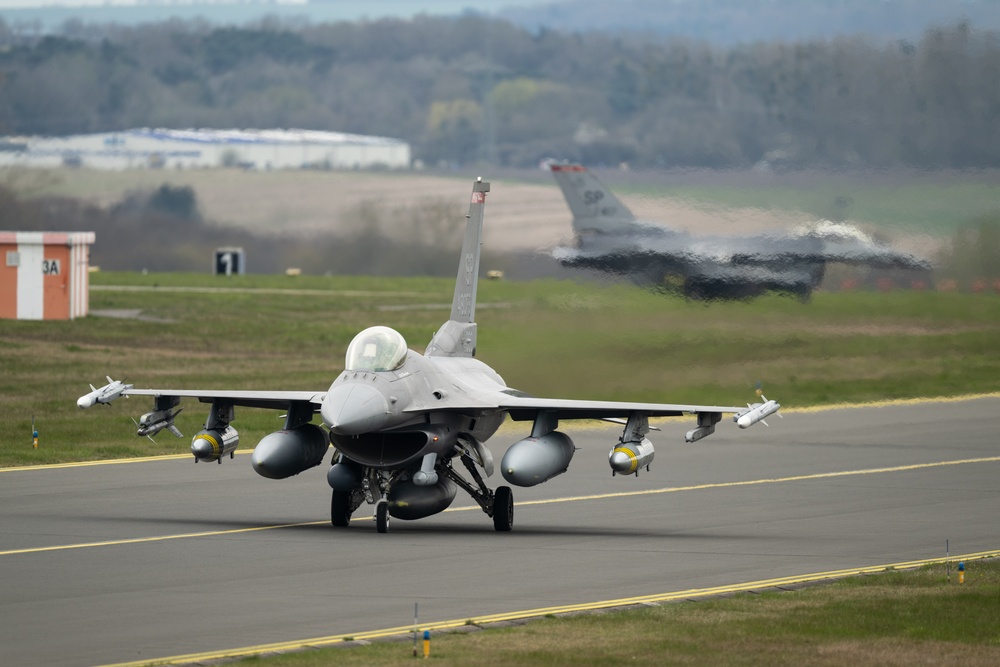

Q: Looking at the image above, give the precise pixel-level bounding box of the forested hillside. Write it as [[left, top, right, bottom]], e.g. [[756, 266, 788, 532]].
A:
[[0, 16, 996, 169]]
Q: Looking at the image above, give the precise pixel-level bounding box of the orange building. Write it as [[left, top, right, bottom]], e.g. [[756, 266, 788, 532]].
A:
[[0, 232, 95, 320]]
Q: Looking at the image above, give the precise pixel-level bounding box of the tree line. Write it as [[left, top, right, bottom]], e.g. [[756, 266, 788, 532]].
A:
[[0, 16, 996, 169]]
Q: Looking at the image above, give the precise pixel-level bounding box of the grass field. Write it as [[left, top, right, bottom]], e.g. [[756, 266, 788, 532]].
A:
[[1, 271, 998, 466], [590, 168, 1000, 237], [225, 559, 1000, 667]]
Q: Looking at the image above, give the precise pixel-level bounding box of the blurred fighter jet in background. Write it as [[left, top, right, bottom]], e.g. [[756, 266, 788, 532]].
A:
[[550, 164, 931, 300]]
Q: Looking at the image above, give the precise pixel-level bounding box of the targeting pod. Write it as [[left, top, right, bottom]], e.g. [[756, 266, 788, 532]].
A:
[[609, 438, 654, 476], [387, 475, 457, 520], [191, 426, 239, 463], [327, 459, 362, 491]]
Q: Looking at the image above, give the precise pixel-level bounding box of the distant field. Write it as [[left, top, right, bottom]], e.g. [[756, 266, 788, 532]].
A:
[[5, 167, 996, 261], [1, 271, 998, 466]]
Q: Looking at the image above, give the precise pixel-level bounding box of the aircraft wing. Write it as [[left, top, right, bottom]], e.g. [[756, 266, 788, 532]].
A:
[[124, 388, 325, 411], [816, 244, 932, 269], [406, 390, 741, 422], [494, 395, 743, 421]]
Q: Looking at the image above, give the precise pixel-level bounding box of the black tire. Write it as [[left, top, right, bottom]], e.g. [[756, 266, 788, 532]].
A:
[[493, 486, 514, 532], [331, 490, 351, 527], [376, 500, 389, 534]]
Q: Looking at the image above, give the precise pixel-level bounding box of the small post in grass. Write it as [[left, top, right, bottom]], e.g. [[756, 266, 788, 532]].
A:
[[946, 539, 950, 584], [413, 602, 418, 658]]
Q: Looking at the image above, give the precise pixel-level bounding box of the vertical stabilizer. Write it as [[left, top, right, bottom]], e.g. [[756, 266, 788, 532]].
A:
[[549, 164, 637, 234], [426, 178, 489, 358]]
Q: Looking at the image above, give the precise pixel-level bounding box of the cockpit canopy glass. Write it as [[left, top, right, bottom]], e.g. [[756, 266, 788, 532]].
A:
[[345, 326, 408, 372]]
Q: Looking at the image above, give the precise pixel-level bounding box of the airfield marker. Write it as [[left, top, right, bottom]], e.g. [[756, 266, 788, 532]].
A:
[[32, 416, 38, 449], [423, 629, 430, 658]]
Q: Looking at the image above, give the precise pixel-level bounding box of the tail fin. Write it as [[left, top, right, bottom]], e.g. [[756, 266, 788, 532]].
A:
[[550, 164, 636, 235], [426, 178, 489, 358]]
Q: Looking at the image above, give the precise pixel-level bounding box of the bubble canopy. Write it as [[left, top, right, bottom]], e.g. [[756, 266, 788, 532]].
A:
[[344, 326, 408, 372]]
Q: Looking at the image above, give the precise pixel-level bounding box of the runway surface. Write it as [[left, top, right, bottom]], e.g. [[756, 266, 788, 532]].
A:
[[1, 396, 997, 666]]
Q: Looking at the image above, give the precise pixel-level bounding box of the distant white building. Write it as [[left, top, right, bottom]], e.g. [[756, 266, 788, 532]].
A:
[[0, 128, 411, 170]]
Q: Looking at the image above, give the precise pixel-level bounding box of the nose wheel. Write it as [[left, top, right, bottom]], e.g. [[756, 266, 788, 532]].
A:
[[375, 500, 389, 533]]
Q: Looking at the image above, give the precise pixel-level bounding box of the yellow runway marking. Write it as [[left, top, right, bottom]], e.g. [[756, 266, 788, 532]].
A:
[[471, 455, 1000, 510], [0, 522, 323, 556], [4, 455, 997, 557], [95, 548, 1000, 667], [0, 450, 253, 473]]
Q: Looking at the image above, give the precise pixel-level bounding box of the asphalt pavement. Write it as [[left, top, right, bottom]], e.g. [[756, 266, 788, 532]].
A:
[[1, 396, 997, 666]]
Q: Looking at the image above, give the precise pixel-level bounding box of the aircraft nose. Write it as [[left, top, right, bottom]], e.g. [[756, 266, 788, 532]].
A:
[[322, 382, 389, 435]]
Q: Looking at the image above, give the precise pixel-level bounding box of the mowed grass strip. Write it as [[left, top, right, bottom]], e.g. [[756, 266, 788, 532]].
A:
[[222, 560, 1000, 667], [2, 272, 999, 466]]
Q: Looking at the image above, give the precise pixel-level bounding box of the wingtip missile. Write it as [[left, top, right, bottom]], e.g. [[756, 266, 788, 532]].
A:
[[77, 377, 132, 409], [734, 396, 781, 429]]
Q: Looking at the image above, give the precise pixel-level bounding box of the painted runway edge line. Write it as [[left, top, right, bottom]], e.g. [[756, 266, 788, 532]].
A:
[[95, 549, 1000, 667]]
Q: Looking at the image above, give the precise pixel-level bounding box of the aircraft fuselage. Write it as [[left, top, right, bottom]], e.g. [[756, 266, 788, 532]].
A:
[[322, 350, 508, 469]]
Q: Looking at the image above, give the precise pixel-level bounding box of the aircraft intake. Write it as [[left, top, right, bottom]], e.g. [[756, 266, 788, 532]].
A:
[[501, 431, 575, 487], [609, 438, 654, 475], [251, 424, 329, 479], [330, 425, 457, 468], [191, 426, 239, 462]]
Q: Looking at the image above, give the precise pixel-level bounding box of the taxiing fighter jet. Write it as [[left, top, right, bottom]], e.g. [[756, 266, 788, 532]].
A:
[[550, 164, 931, 300], [79, 178, 775, 533]]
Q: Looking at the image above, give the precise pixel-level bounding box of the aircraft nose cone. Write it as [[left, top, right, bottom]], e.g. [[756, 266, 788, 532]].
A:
[[322, 383, 389, 435]]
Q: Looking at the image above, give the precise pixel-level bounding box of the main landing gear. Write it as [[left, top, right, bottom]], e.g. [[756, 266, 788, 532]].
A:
[[492, 485, 513, 532], [329, 446, 514, 534]]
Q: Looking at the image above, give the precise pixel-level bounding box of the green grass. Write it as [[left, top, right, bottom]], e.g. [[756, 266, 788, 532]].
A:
[[224, 559, 1000, 667], [2, 272, 999, 466], [12, 165, 999, 238], [612, 174, 1000, 236]]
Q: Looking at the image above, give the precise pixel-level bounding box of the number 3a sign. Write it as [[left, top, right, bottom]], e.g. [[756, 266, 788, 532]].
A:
[[42, 259, 61, 275]]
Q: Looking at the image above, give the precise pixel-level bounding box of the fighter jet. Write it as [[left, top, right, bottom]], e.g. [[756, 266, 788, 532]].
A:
[[79, 178, 775, 534], [549, 164, 931, 300]]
